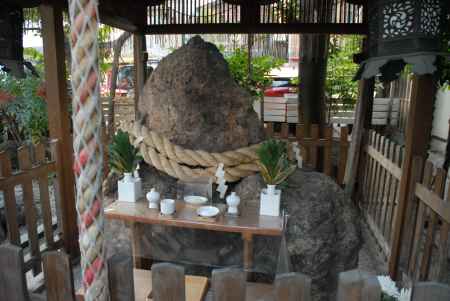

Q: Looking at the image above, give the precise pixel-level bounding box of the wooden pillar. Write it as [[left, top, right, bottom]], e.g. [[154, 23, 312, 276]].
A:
[[40, 3, 78, 257], [389, 74, 436, 279], [344, 78, 375, 197], [133, 33, 146, 121], [133, 8, 148, 121]]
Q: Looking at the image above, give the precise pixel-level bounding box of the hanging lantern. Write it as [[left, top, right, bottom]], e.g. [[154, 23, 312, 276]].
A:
[[356, 0, 449, 81]]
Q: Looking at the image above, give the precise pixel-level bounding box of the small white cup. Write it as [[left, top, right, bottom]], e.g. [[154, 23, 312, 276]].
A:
[[160, 199, 176, 215]]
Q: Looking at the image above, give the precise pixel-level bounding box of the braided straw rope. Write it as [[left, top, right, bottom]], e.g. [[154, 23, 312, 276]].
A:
[[122, 122, 261, 182], [69, 0, 107, 300]]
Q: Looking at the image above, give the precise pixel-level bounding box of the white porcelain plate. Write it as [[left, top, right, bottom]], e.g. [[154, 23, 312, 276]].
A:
[[197, 206, 220, 218], [184, 195, 208, 205]]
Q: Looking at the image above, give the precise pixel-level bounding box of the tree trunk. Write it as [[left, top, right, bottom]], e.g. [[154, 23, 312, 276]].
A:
[[108, 31, 131, 137]]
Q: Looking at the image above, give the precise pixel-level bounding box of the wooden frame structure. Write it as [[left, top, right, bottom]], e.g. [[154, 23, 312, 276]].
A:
[[4, 0, 447, 290], [2, 0, 369, 260]]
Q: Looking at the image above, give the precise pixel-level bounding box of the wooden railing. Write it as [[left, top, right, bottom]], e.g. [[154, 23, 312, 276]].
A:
[[2, 243, 450, 301], [400, 157, 450, 284], [264, 122, 350, 185], [0, 141, 63, 277], [359, 129, 450, 284], [360, 130, 404, 257]]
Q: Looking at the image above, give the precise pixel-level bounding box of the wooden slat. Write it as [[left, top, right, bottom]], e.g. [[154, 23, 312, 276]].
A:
[[108, 254, 135, 301], [0, 243, 29, 301], [434, 172, 450, 282], [337, 126, 349, 185], [275, 273, 311, 301], [152, 263, 186, 301], [375, 137, 390, 227], [323, 126, 332, 176], [0, 152, 20, 245], [368, 133, 381, 216], [18, 146, 41, 275], [265, 122, 274, 137], [280, 123, 289, 139], [43, 250, 75, 301], [212, 268, 246, 301], [380, 140, 395, 238], [309, 124, 319, 169], [365, 145, 402, 180], [371, 135, 385, 223], [412, 282, 450, 301], [35, 143, 55, 249], [415, 184, 450, 224], [408, 161, 434, 278], [419, 168, 446, 280]]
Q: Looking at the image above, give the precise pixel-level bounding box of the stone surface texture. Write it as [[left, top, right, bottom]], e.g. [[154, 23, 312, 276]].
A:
[[235, 170, 362, 301], [137, 35, 264, 152]]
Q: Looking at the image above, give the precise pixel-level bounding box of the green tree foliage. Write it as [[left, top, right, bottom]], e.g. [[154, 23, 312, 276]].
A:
[[224, 48, 285, 100], [326, 35, 362, 112]]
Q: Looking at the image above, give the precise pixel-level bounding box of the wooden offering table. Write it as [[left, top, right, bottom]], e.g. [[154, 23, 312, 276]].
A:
[[104, 200, 284, 273]]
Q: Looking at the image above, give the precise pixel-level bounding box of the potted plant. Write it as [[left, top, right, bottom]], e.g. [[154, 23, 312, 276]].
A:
[[256, 139, 296, 216], [109, 129, 143, 202]]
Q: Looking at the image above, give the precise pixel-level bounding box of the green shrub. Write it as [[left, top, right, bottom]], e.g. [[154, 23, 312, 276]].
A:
[[109, 130, 142, 174]]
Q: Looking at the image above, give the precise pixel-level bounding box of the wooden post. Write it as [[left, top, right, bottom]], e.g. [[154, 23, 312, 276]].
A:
[[344, 78, 375, 198], [152, 263, 186, 301], [389, 75, 436, 279], [212, 268, 246, 301], [133, 33, 146, 121], [133, 8, 147, 121], [40, 3, 78, 258], [275, 273, 312, 301], [43, 251, 76, 301], [107, 254, 135, 301], [0, 243, 29, 301], [298, 34, 329, 133]]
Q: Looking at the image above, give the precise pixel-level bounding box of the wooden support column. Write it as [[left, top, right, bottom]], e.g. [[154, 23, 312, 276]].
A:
[[299, 34, 329, 133], [344, 78, 375, 198], [133, 34, 146, 121], [133, 8, 147, 121], [40, 3, 78, 257], [389, 74, 436, 279]]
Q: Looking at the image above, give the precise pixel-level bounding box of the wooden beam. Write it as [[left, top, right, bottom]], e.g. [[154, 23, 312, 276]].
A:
[[389, 75, 436, 279], [143, 23, 368, 35], [133, 9, 147, 121], [40, 3, 79, 258], [344, 78, 375, 198]]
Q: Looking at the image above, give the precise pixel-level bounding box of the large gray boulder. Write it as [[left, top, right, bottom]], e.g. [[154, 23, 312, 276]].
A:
[[235, 170, 362, 301], [138, 36, 264, 153]]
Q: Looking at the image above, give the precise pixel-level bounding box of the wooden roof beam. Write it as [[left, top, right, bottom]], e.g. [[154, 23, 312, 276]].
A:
[[144, 23, 368, 35]]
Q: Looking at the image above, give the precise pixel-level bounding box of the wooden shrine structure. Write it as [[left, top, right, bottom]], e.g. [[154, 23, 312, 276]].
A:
[[1, 0, 448, 293]]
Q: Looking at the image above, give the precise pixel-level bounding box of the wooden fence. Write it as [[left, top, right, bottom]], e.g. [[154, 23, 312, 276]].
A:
[[0, 141, 62, 277], [264, 122, 350, 185], [359, 130, 450, 284], [400, 156, 450, 284], [360, 130, 404, 257], [2, 243, 450, 301]]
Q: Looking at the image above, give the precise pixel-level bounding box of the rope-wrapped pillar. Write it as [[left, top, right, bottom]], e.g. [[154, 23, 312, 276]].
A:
[[68, 0, 107, 300]]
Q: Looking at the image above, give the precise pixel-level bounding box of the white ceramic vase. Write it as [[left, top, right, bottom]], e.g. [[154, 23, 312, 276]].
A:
[[226, 192, 240, 214], [260, 184, 281, 216], [118, 172, 141, 202], [146, 188, 160, 209]]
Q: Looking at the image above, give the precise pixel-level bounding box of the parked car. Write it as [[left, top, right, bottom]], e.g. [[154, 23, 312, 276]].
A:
[[264, 77, 297, 97]]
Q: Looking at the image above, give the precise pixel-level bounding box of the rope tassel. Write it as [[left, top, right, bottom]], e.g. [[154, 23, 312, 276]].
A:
[[68, 0, 107, 300]]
